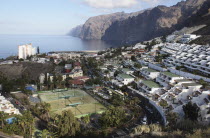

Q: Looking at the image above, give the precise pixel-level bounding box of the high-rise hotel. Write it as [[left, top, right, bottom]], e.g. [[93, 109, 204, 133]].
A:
[[18, 44, 37, 59]]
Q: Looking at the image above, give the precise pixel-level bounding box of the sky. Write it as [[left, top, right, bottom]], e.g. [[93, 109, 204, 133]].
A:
[[0, 0, 183, 35]]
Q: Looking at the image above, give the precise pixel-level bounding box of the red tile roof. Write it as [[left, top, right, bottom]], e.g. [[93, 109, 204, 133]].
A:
[[70, 80, 84, 85], [74, 62, 81, 66]]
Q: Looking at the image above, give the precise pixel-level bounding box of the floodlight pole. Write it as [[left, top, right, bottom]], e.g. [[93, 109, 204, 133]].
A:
[[95, 102, 96, 113], [58, 91, 59, 109]]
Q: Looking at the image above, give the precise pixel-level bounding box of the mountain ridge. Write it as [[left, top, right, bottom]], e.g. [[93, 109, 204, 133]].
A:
[[70, 0, 210, 45]]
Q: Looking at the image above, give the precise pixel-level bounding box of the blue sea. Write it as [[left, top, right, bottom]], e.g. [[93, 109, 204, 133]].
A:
[[0, 35, 115, 58]]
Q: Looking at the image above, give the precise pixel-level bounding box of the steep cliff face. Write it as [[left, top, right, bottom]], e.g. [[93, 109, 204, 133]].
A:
[[69, 25, 83, 37], [102, 0, 207, 44], [79, 12, 129, 40], [70, 0, 208, 45], [70, 11, 146, 39], [79, 11, 147, 40]]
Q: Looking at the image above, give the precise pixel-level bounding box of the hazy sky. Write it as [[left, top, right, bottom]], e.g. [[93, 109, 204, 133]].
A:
[[0, 0, 182, 35]]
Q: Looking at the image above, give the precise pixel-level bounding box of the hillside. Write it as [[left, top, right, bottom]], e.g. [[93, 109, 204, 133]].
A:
[[70, 10, 147, 40], [0, 62, 54, 80], [70, 0, 210, 45]]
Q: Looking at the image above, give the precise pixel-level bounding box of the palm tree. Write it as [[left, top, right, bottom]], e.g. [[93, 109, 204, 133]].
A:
[[61, 81, 66, 88], [57, 110, 80, 137], [37, 129, 54, 138], [16, 111, 34, 137], [40, 102, 51, 121], [57, 75, 63, 88]]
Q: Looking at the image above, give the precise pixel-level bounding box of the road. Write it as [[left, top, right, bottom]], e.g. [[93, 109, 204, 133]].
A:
[[6, 96, 26, 113]]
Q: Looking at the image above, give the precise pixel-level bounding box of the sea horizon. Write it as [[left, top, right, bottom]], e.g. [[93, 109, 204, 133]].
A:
[[0, 34, 115, 59]]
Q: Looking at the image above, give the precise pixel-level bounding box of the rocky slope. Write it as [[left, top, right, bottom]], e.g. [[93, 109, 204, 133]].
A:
[[70, 0, 209, 45]]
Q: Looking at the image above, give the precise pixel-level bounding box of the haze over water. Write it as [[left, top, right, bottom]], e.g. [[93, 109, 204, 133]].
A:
[[0, 35, 115, 59]]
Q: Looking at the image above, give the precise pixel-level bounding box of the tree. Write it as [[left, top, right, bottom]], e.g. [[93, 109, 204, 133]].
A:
[[155, 55, 163, 63], [0, 111, 8, 129], [199, 79, 208, 88], [37, 46, 40, 54], [109, 94, 124, 106], [132, 97, 140, 105], [131, 56, 137, 61], [34, 129, 56, 138], [85, 79, 94, 86], [50, 57, 54, 63], [120, 85, 128, 92], [57, 75, 63, 88], [82, 115, 90, 124], [99, 106, 127, 128], [183, 102, 200, 121], [114, 70, 120, 77], [56, 110, 80, 137], [134, 63, 142, 69], [159, 100, 168, 108], [16, 111, 35, 137], [167, 112, 178, 128], [39, 102, 51, 121], [52, 73, 57, 89]]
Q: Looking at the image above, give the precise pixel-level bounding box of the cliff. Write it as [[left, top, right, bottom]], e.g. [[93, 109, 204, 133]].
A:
[[70, 0, 209, 45]]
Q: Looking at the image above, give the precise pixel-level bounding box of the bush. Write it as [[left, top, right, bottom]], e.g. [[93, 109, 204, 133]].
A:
[[149, 124, 162, 132]]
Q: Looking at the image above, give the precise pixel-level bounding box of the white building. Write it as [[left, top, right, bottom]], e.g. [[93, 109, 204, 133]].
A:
[[0, 94, 20, 115], [156, 72, 184, 88], [133, 43, 147, 49], [163, 44, 210, 78], [166, 35, 178, 43], [18, 44, 37, 59], [48, 52, 81, 60], [116, 74, 135, 85], [180, 34, 199, 43], [141, 68, 160, 80], [139, 80, 161, 94], [122, 68, 134, 75]]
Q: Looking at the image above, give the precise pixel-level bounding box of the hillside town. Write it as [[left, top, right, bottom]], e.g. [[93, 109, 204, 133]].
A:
[[0, 33, 210, 137]]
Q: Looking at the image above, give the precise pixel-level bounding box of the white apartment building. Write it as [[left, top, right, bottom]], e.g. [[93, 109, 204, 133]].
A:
[[18, 44, 37, 59], [140, 68, 160, 80], [116, 74, 135, 85], [122, 68, 134, 75], [156, 72, 184, 88], [48, 52, 81, 60], [163, 44, 210, 77], [173, 91, 210, 123], [0, 94, 20, 115], [180, 34, 198, 43], [138, 80, 161, 94]]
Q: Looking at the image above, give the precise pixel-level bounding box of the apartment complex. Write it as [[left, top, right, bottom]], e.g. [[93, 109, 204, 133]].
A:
[[18, 44, 37, 59], [163, 44, 210, 77]]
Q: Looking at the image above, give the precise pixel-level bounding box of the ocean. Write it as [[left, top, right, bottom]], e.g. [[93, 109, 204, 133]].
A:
[[0, 35, 115, 58]]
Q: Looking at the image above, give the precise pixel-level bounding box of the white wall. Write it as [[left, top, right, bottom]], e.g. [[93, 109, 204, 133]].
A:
[[169, 68, 210, 82]]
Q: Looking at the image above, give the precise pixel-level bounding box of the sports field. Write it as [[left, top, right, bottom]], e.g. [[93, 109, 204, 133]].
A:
[[38, 89, 106, 117]]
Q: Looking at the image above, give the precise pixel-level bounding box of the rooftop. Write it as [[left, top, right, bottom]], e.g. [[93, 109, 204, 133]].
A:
[[118, 74, 134, 79], [142, 80, 161, 88], [143, 68, 159, 73], [175, 79, 193, 82], [162, 72, 180, 77], [182, 83, 202, 87], [122, 68, 132, 72]]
